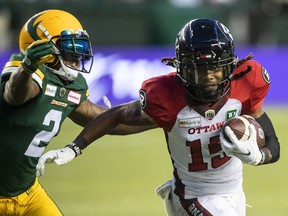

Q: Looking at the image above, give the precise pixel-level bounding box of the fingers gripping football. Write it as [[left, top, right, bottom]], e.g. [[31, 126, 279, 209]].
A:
[[220, 125, 263, 165]]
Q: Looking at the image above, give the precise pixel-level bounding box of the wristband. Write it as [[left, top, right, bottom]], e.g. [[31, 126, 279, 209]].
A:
[[21, 61, 35, 74], [66, 142, 82, 157], [259, 150, 265, 165]]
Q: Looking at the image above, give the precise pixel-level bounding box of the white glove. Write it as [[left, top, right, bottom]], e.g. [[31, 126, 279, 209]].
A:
[[36, 145, 77, 176], [220, 125, 263, 165]]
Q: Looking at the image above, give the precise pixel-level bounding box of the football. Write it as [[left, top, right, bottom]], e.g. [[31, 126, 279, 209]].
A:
[[222, 115, 265, 149]]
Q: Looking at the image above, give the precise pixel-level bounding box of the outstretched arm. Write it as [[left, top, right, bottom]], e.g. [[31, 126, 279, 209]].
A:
[[36, 100, 157, 176], [69, 99, 156, 134], [74, 100, 156, 149]]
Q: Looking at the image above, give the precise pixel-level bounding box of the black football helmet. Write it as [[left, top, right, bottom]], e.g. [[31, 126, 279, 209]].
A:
[[175, 18, 236, 104]]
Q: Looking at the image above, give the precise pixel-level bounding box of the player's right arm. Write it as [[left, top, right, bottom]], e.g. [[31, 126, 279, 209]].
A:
[[3, 39, 53, 105], [36, 100, 157, 176], [75, 100, 157, 146], [3, 64, 40, 105]]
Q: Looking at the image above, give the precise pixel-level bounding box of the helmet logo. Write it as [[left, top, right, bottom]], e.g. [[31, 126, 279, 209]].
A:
[[197, 51, 216, 60], [199, 54, 212, 59], [27, 13, 44, 41]]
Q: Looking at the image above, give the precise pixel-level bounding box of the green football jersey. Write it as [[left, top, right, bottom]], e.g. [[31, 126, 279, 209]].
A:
[[0, 53, 89, 196]]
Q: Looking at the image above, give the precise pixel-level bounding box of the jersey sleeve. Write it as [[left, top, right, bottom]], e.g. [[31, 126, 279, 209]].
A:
[[231, 60, 271, 114], [140, 73, 186, 131], [140, 77, 169, 128]]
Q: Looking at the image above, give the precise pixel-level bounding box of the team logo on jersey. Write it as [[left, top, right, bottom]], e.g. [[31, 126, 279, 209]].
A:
[[226, 109, 237, 120], [67, 91, 81, 104], [139, 89, 147, 109], [262, 67, 271, 84], [205, 109, 215, 120], [179, 117, 201, 128], [45, 84, 57, 97]]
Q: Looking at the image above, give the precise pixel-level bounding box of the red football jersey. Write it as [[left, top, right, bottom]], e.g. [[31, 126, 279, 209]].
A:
[[139, 59, 270, 198]]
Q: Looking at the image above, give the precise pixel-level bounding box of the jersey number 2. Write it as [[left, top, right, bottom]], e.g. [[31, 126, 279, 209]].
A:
[[24, 110, 62, 157]]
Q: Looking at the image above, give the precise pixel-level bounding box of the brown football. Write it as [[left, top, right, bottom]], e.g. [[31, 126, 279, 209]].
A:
[[222, 115, 265, 149]]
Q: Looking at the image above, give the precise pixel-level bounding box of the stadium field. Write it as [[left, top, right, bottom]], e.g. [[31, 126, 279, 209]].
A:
[[40, 106, 288, 216]]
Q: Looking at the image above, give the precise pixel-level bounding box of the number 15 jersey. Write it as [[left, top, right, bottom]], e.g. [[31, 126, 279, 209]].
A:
[[140, 60, 270, 199]]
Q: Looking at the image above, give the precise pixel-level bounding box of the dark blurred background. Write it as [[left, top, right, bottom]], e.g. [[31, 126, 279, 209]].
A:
[[1, 0, 288, 49], [0, 0, 287, 105]]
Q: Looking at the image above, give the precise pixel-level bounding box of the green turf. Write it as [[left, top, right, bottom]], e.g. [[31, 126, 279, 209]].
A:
[[39, 106, 288, 215]]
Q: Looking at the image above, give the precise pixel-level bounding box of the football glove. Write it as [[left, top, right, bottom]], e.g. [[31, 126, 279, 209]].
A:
[[36, 143, 81, 176], [220, 125, 263, 166], [21, 39, 54, 74]]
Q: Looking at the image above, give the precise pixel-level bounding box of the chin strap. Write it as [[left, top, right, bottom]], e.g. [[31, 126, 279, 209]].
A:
[[57, 61, 79, 81], [44, 60, 79, 81]]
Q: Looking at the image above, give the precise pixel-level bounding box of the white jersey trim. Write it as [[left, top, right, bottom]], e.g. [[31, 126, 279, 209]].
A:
[[2, 66, 43, 89]]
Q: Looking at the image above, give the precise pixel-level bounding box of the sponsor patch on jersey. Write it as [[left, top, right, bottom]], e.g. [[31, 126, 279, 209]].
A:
[[139, 89, 147, 109], [45, 84, 57, 97], [51, 99, 68, 107], [262, 67, 271, 84], [67, 91, 81, 104], [226, 109, 237, 120], [179, 117, 201, 128]]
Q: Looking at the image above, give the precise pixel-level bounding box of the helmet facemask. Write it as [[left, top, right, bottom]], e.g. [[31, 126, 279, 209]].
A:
[[53, 29, 93, 73], [47, 29, 93, 81]]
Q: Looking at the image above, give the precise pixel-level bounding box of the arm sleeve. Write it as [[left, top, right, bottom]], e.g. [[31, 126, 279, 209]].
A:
[[255, 112, 280, 163]]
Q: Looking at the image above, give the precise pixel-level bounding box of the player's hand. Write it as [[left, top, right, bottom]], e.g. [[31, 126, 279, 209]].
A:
[[220, 125, 263, 165], [21, 39, 54, 74], [36, 145, 78, 176]]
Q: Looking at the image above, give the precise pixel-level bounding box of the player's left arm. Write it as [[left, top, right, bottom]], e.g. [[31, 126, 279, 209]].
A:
[[250, 108, 280, 164], [245, 62, 279, 164], [223, 62, 280, 165]]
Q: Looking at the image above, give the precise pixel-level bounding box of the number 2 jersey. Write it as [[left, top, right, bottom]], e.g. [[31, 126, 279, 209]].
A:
[[140, 60, 270, 199], [0, 53, 88, 196]]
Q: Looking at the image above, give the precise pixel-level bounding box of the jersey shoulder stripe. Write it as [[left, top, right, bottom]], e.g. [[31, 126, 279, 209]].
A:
[[2, 54, 44, 89]]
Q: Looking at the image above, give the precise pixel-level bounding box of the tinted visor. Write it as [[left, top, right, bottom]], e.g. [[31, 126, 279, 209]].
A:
[[60, 30, 92, 59], [52, 30, 93, 73]]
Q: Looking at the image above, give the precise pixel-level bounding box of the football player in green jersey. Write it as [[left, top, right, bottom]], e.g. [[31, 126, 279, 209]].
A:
[[0, 9, 148, 216]]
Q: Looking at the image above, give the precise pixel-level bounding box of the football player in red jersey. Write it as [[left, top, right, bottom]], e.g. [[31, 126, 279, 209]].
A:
[[37, 18, 280, 216]]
